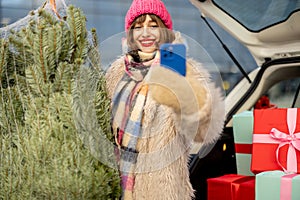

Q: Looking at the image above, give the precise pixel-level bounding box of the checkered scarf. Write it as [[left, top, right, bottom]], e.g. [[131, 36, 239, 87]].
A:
[[111, 51, 158, 199]]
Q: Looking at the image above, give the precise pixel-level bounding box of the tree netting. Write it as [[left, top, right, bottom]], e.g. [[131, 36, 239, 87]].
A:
[[0, 0, 120, 199], [0, 1, 67, 40]]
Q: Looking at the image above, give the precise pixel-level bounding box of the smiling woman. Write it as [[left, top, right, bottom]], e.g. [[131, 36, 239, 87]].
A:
[[104, 0, 225, 199]]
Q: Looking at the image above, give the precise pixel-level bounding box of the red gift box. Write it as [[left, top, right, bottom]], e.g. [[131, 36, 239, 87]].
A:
[[251, 108, 300, 174], [237, 177, 255, 199], [207, 174, 255, 200]]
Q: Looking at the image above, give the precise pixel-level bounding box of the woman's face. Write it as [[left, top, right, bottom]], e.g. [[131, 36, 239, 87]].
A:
[[132, 15, 160, 53]]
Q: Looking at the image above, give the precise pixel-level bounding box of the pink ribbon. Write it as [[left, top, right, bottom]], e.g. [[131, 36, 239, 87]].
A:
[[253, 108, 300, 173], [280, 173, 298, 200]]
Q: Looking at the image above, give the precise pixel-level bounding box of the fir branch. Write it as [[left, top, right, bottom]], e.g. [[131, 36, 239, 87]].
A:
[[38, 9, 58, 26], [91, 28, 99, 48], [53, 61, 67, 92], [26, 64, 45, 96], [19, 29, 34, 70], [0, 39, 8, 84], [53, 23, 61, 65], [67, 5, 78, 62], [58, 21, 72, 62], [25, 22, 35, 49], [47, 26, 58, 77], [67, 6, 88, 62], [36, 23, 47, 83]]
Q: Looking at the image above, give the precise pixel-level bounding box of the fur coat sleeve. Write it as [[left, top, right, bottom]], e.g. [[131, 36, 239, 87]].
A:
[[147, 58, 225, 145], [185, 58, 225, 145]]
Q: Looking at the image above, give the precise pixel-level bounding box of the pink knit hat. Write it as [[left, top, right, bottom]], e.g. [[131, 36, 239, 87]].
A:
[[125, 0, 173, 31]]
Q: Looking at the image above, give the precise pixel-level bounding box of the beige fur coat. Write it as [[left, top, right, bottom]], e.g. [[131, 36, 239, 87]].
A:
[[105, 36, 225, 200]]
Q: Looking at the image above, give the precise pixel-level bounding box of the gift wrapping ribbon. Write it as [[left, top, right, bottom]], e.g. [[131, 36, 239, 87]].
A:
[[235, 143, 252, 154], [253, 108, 300, 173], [280, 173, 298, 200]]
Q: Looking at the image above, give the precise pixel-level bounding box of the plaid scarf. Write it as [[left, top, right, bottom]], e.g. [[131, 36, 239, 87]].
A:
[[111, 51, 158, 199]]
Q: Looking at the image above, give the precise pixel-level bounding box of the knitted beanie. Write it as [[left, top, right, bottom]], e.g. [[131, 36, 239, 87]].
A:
[[125, 0, 173, 31]]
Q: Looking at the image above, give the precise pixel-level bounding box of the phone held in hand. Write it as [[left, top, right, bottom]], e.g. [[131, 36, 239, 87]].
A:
[[160, 43, 187, 76]]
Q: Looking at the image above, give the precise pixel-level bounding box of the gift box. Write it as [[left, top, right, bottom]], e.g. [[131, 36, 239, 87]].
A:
[[233, 111, 254, 176], [251, 108, 300, 174], [256, 170, 300, 200], [207, 174, 255, 200], [237, 177, 255, 199]]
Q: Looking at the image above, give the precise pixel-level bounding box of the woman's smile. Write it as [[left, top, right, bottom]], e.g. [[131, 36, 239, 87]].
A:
[[139, 39, 156, 47]]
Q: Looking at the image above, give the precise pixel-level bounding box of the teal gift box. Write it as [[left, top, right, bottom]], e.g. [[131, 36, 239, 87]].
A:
[[256, 170, 300, 200], [233, 111, 254, 176]]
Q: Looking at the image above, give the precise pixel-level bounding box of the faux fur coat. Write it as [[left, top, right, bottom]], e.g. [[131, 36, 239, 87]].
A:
[[105, 35, 225, 200]]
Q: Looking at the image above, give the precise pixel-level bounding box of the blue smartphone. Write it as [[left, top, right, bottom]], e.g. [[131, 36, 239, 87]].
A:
[[160, 43, 186, 76]]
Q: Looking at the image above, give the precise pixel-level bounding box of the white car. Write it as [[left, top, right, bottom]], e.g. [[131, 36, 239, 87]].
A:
[[188, 0, 300, 199]]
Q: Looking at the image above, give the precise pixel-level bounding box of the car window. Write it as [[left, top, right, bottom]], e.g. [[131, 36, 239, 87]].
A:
[[212, 0, 300, 32], [255, 77, 300, 109]]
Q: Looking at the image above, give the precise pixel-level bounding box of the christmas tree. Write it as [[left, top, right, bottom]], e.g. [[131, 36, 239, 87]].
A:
[[0, 3, 120, 199]]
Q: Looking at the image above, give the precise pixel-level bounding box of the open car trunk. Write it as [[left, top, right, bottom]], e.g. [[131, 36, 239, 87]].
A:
[[188, 1, 300, 199]]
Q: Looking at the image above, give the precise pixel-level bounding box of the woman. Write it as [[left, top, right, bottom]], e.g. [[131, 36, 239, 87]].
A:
[[105, 0, 225, 199]]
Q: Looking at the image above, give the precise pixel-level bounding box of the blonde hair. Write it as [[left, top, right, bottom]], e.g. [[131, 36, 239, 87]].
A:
[[126, 14, 175, 51]]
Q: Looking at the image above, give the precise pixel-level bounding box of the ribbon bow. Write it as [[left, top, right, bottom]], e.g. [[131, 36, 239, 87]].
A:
[[270, 108, 300, 173]]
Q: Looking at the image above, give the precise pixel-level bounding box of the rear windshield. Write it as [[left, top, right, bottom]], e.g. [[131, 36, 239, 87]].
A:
[[212, 0, 300, 32]]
